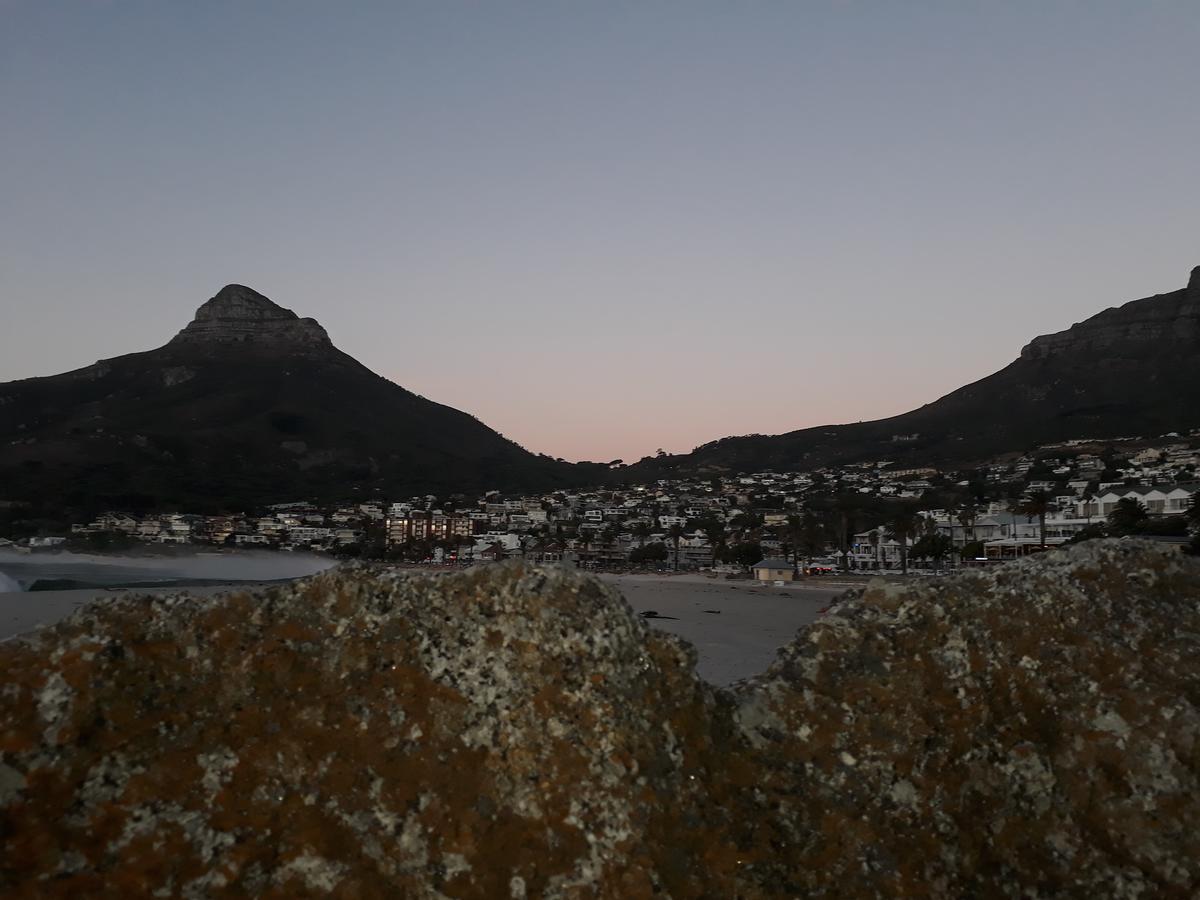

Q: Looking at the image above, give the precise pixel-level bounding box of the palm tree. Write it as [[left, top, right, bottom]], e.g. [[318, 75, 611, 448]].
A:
[[632, 521, 652, 547], [785, 514, 804, 575], [667, 523, 685, 572], [602, 522, 620, 547], [578, 529, 597, 568], [798, 511, 826, 573], [885, 511, 920, 575], [1108, 497, 1149, 535], [1018, 490, 1051, 548], [829, 500, 852, 571], [702, 521, 726, 566], [868, 529, 880, 570], [956, 502, 978, 547]]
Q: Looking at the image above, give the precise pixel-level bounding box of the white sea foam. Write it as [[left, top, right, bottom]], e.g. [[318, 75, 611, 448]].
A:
[[0, 571, 22, 593]]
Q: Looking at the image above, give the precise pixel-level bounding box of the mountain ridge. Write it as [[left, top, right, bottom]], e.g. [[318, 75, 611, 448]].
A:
[[3, 268, 1197, 516], [632, 266, 1200, 476]]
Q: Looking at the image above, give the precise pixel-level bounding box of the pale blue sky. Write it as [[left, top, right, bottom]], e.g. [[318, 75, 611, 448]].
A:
[[2, 1, 1198, 461]]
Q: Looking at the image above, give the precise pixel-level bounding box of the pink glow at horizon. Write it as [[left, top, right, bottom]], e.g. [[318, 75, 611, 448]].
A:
[[3, 3, 1200, 463]]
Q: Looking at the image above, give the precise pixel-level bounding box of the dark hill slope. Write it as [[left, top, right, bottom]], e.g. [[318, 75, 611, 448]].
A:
[[636, 266, 1200, 475], [0, 285, 589, 512]]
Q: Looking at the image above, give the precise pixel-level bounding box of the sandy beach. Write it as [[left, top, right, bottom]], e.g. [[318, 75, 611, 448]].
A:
[[599, 573, 855, 684], [0, 584, 260, 644], [1, 568, 860, 687]]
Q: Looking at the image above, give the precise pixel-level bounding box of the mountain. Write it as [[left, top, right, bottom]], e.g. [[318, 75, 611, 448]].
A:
[[633, 266, 1200, 476], [0, 285, 590, 514]]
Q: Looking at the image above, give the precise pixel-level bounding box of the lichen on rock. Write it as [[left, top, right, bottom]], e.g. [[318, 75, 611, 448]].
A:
[[0, 563, 739, 897], [734, 539, 1200, 897], [2, 541, 1199, 898]]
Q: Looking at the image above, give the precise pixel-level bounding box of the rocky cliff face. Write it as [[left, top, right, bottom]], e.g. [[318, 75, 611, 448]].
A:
[[169, 284, 333, 350], [1020, 266, 1200, 360], [2, 541, 1199, 897]]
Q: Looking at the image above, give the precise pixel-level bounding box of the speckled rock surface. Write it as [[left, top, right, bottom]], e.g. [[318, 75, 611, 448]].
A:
[[0, 565, 741, 898], [3, 541, 1199, 898], [735, 539, 1200, 898]]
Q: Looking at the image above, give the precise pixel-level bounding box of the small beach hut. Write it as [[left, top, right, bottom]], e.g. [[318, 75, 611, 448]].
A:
[[751, 558, 794, 582]]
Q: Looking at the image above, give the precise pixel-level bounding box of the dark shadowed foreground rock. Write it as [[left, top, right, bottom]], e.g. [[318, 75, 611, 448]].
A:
[[735, 540, 1200, 897], [2, 541, 1199, 897]]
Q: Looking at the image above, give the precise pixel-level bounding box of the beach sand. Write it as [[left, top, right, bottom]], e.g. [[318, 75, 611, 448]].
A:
[[1, 572, 859, 687], [599, 573, 855, 685], [0, 584, 256, 645]]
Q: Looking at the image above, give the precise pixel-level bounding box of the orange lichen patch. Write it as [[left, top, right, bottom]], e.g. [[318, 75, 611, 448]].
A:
[[262, 618, 324, 644], [3, 547, 1200, 897], [53, 642, 105, 688]]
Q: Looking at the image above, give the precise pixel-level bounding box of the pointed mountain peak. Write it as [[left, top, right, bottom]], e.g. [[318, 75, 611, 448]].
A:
[[170, 285, 332, 349], [196, 284, 295, 320]]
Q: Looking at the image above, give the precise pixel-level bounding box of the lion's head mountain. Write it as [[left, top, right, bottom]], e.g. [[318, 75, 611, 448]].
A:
[[0, 285, 597, 513]]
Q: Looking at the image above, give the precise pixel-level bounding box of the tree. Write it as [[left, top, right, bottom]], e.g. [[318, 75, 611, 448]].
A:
[[911, 532, 953, 568], [785, 514, 805, 575], [667, 523, 685, 572], [1108, 497, 1149, 535], [701, 520, 726, 565], [1134, 515, 1190, 537], [827, 499, 853, 571], [885, 511, 920, 575], [956, 502, 978, 546], [77, 530, 136, 553], [577, 530, 598, 567], [1065, 523, 1109, 545], [960, 539, 985, 560], [733, 511, 762, 536], [798, 511, 826, 570], [629, 542, 668, 565], [632, 522, 652, 547], [731, 541, 763, 567], [602, 523, 620, 549], [1017, 490, 1052, 548]]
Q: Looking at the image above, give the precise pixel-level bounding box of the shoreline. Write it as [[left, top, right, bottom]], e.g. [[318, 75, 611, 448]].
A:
[[1, 566, 853, 686], [0, 582, 268, 646]]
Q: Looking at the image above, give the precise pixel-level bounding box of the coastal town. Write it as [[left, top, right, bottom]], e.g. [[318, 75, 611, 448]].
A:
[[6, 431, 1198, 574]]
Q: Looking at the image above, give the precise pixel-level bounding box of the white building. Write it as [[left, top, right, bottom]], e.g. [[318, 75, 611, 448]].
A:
[[1078, 484, 1197, 518]]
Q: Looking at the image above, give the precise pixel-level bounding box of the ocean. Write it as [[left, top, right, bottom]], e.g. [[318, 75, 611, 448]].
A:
[[0, 549, 334, 592]]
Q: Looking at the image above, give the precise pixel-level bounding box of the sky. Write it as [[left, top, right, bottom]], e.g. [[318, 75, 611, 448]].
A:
[[2, 2, 1199, 463]]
